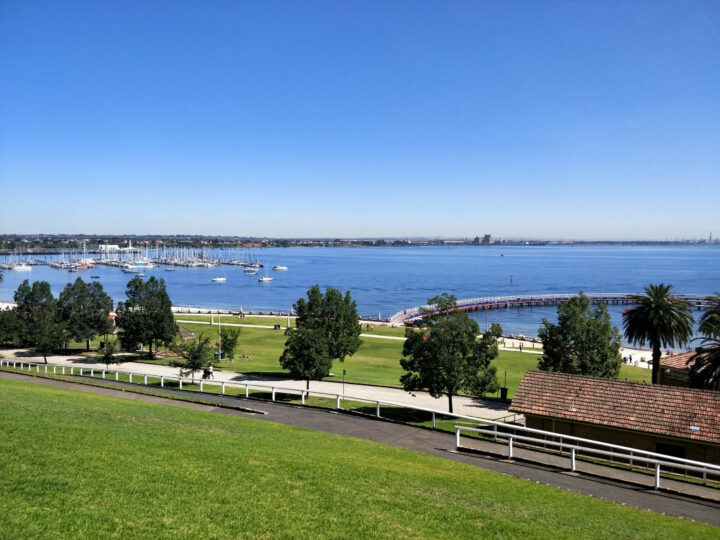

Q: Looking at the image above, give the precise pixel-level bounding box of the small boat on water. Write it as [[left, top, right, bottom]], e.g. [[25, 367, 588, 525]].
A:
[[13, 263, 32, 272], [212, 276, 227, 282], [259, 276, 273, 283], [273, 265, 288, 271], [244, 267, 259, 275], [90, 275, 100, 279]]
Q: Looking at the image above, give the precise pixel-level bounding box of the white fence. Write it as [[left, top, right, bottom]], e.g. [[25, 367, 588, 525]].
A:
[[455, 423, 720, 490]]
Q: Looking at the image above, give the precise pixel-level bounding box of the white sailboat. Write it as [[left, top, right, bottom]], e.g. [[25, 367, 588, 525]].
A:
[[273, 265, 288, 271], [258, 264, 273, 282]]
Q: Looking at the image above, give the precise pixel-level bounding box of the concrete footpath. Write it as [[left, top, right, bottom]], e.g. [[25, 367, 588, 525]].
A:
[[2, 370, 719, 528]]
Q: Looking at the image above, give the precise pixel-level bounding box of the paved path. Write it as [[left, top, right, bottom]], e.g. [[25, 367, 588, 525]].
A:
[[3, 370, 719, 528], [0, 348, 511, 420]]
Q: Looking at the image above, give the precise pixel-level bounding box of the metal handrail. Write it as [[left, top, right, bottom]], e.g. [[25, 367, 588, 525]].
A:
[[455, 424, 720, 490]]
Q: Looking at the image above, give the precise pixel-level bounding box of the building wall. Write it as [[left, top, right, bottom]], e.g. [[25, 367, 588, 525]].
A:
[[526, 415, 720, 465]]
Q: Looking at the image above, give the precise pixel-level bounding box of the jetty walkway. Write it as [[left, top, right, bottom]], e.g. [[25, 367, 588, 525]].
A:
[[389, 293, 711, 325]]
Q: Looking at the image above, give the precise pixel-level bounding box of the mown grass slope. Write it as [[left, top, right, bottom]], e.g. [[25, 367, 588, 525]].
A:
[[0, 378, 711, 538]]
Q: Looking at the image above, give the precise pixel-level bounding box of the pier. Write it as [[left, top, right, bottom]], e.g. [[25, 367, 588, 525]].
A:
[[388, 293, 712, 325]]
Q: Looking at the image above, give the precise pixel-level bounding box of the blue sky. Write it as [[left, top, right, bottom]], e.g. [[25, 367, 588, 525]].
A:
[[1, 1, 718, 239]]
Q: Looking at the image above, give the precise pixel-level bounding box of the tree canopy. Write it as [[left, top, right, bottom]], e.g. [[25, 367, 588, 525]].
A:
[[58, 277, 113, 351], [14, 280, 64, 362], [538, 293, 622, 379], [172, 335, 214, 379], [115, 276, 177, 358], [400, 294, 499, 413], [280, 285, 361, 388], [623, 283, 694, 384], [689, 293, 720, 390]]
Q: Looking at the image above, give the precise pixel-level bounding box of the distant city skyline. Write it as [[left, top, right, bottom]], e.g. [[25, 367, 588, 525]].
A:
[[1, 1, 718, 239]]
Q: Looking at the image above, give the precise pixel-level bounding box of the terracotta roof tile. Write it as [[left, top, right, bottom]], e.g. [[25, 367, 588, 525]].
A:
[[510, 371, 720, 445], [660, 351, 696, 370]]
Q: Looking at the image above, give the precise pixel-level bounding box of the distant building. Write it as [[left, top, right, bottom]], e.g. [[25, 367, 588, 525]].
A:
[[510, 370, 720, 463], [482, 234, 492, 245], [659, 351, 695, 388]]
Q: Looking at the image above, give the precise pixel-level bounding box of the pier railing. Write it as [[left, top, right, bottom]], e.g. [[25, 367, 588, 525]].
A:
[[389, 293, 711, 324]]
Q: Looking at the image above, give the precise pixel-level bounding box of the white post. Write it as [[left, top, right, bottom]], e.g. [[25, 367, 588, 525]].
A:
[[494, 424, 498, 441], [336, 395, 341, 409], [102, 370, 106, 379], [160, 376, 164, 388], [179, 378, 183, 389], [44, 365, 47, 373], [508, 437, 514, 459], [129, 373, 133, 383], [62, 366, 65, 374], [245, 384, 249, 398], [115, 371, 119, 381], [376, 402, 381, 418], [79, 368, 83, 376], [272, 388, 276, 401], [301, 391, 305, 404], [53, 366, 56, 374], [144, 374, 148, 385], [200, 380, 204, 392], [90, 368, 94, 377], [36, 364, 40, 372], [70, 367, 74, 375], [654, 464, 661, 490], [571, 448, 576, 471], [432, 412, 436, 429], [455, 427, 461, 449], [221, 382, 225, 395]]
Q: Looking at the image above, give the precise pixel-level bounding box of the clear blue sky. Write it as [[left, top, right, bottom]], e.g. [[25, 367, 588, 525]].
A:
[[1, 1, 718, 239]]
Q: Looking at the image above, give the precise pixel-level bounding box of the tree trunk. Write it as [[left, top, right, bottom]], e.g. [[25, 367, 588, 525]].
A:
[[148, 340, 154, 359], [651, 342, 661, 385], [43, 352, 47, 364], [86, 339, 90, 352], [306, 378, 310, 390], [448, 393, 454, 414]]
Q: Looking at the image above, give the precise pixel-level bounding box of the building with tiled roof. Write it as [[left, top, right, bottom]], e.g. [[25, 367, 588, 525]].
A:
[[658, 351, 695, 387], [510, 371, 720, 464]]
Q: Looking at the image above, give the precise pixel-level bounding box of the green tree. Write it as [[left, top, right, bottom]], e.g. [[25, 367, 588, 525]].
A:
[[14, 280, 64, 363], [489, 323, 503, 339], [0, 308, 22, 346], [400, 294, 499, 413], [172, 336, 214, 380], [280, 285, 361, 387], [116, 276, 177, 358], [58, 277, 113, 351], [689, 293, 720, 390], [538, 293, 622, 379], [219, 327, 241, 360], [623, 283, 694, 385], [100, 340, 120, 369], [279, 327, 331, 389]]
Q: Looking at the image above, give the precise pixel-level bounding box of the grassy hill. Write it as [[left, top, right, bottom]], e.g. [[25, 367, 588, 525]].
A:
[[0, 377, 712, 538]]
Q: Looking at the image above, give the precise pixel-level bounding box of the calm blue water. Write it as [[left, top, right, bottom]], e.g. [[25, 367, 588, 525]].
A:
[[2, 245, 718, 338]]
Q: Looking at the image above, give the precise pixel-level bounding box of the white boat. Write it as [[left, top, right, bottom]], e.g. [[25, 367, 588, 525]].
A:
[[212, 276, 227, 282], [258, 276, 273, 282], [244, 267, 259, 275], [273, 265, 288, 271], [13, 263, 31, 272]]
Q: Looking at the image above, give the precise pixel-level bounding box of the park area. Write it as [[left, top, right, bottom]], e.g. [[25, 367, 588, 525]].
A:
[[1, 376, 715, 539]]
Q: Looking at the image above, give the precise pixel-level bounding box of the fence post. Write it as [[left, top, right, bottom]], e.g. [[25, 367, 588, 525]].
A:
[[79, 368, 83, 376], [508, 437, 514, 459], [129, 373, 132, 383], [301, 391, 305, 404], [102, 370, 106, 379], [432, 412, 436, 429], [456, 427, 461, 449], [654, 464, 661, 490], [571, 447, 576, 472], [90, 368, 94, 377], [160, 376, 164, 388], [179, 378, 183, 389], [336, 395, 341, 409], [221, 382, 225, 395], [144, 374, 148, 385], [62, 366, 66, 374], [376, 402, 381, 418], [70, 367, 74, 375], [44, 365, 47, 373], [494, 424, 498, 441], [245, 384, 249, 398], [53, 366, 56, 374], [115, 371, 119, 381], [272, 388, 275, 401], [200, 380, 204, 392]]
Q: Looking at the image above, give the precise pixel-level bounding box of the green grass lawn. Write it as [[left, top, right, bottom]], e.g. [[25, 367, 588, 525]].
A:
[[0, 377, 713, 539]]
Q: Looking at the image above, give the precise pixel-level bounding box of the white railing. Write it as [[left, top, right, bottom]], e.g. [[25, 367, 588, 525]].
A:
[[455, 423, 720, 490], [0, 359, 495, 430]]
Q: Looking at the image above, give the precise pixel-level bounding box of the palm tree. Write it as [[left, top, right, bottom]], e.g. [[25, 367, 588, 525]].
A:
[[689, 293, 720, 390], [623, 283, 694, 385]]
